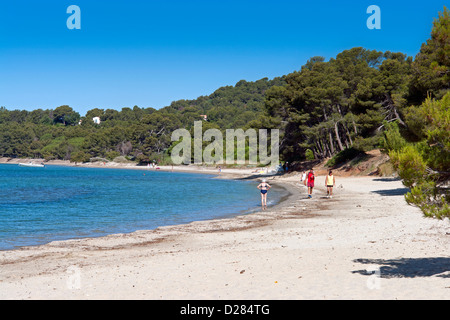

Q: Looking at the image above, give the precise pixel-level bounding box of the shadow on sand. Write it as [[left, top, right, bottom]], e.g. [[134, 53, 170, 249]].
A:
[[371, 188, 410, 196], [352, 257, 450, 278], [372, 177, 402, 182]]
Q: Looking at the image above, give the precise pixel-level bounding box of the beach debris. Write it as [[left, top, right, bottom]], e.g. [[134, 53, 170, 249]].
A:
[[240, 270, 245, 274]]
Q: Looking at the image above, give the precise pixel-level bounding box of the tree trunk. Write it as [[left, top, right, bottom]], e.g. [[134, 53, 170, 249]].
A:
[[328, 130, 335, 154], [318, 139, 327, 158], [314, 140, 322, 158], [384, 93, 406, 127], [323, 138, 332, 158], [346, 126, 353, 146], [334, 122, 344, 152]]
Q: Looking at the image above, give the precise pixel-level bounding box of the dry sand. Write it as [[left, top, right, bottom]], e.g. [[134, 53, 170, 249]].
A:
[[0, 169, 449, 300]]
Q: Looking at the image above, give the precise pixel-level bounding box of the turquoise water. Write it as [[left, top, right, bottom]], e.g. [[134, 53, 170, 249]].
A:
[[0, 164, 285, 250]]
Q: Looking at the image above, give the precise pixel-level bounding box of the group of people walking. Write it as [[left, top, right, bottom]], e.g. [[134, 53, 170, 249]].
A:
[[257, 168, 336, 210], [301, 169, 336, 199]]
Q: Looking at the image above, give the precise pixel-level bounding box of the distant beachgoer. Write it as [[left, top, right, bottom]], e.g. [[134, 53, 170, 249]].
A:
[[305, 169, 315, 198], [301, 171, 306, 182], [325, 170, 336, 198], [257, 179, 271, 210]]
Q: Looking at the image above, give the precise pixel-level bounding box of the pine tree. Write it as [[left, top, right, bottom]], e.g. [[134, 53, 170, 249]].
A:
[[410, 6, 450, 102]]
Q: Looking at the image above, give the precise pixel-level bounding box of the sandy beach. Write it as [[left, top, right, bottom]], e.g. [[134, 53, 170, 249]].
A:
[[0, 168, 449, 300]]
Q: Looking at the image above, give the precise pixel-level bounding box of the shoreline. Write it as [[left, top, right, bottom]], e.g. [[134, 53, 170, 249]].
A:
[[0, 161, 289, 252], [0, 157, 274, 177], [0, 167, 449, 299]]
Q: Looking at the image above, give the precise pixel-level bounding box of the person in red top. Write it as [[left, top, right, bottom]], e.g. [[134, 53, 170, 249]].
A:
[[304, 168, 315, 198]]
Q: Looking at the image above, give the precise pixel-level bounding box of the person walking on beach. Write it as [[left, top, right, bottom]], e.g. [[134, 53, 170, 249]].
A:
[[305, 169, 315, 198], [301, 171, 306, 182], [257, 179, 271, 210], [325, 170, 336, 198]]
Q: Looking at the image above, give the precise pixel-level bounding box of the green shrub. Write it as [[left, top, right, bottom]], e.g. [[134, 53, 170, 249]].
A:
[[326, 148, 365, 167], [305, 149, 315, 161]]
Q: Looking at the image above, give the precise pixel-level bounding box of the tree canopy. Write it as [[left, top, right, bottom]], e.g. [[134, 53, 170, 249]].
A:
[[0, 77, 284, 164]]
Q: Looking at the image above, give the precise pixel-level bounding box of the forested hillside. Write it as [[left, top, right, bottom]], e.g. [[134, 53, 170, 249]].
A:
[[0, 77, 285, 164]]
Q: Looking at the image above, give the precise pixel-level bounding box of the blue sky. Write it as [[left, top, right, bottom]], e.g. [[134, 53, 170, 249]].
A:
[[0, 0, 447, 115]]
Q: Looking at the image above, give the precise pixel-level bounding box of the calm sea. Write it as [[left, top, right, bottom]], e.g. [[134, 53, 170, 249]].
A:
[[0, 164, 286, 250]]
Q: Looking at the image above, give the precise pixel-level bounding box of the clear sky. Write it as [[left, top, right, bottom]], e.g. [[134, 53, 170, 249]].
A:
[[0, 0, 447, 115]]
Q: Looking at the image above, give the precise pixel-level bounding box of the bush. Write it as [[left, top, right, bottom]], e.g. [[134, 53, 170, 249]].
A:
[[113, 156, 132, 163], [105, 151, 120, 161], [70, 151, 91, 163], [380, 121, 407, 153], [390, 93, 450, 219], [326, 148, 365, 167], [353, 135, 381, 152], [305, 149, 315, 161]]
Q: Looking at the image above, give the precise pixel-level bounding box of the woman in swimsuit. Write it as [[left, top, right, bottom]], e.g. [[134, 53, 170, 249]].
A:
[[257, 179, 271, 210]]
